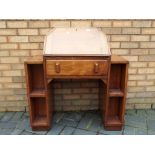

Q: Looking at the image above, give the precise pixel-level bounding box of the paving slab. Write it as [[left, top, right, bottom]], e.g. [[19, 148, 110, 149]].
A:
[[77, 112, 100, 130], [55, 118, 78, 127], [123, 126, 147, 135], [0, 112, 5, 120], [21, 112, 29, 120], [148, 130, 155, 135], [0, 112, 15, 122], [53, 112, 65, 123], [125, 110, 137, 116], [123, 126, 135, 135], [85, 118, 101, 132], [60, 126, 75, 135], [63, 112, 84, 122], [0, 110, 155, 135], [11, 128, 23, 135], [0, 121, 17, 129], [147, 119, 155, 131], [136, 110, 147, 118], [10, 112, 24, 122], [0, 128, 14, 135], [16, 118, 31, 131], [125, 115, 147, 129], [21, 131, 33, 135], [135, 128, 147, 135], [47, 124, 65, 135], [146, 110, 155, 120], [16, 118, 47, 134], [99, 129, 123, 135], [73, 128, 97, 135]]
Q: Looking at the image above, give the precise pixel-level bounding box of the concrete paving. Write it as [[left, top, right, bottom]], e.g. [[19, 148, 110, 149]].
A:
[[0, 110, 155, 135]]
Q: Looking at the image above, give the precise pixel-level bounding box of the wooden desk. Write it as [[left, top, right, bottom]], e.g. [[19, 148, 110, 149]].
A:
[[24, 55, 128, 131]]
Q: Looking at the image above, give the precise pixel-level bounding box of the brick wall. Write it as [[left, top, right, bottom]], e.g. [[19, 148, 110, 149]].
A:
[[0, 20, 155, 111]]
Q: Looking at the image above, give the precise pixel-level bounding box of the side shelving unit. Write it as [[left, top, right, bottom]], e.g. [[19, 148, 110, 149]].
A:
[[25, 58, 51, 130], [105, 56, 128, 130]]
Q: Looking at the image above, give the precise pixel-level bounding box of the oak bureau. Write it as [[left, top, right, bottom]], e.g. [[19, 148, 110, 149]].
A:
[[24, 28, 128, 131]]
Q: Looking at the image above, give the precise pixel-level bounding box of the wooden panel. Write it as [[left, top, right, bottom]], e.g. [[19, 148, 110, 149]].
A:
[[46, 60, 108, 76]]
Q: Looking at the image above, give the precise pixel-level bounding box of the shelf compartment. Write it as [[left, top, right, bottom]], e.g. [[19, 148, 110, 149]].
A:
[[27, 64, 45, 93], [109, 89, 124, 97], [33, 116, 48, 126], [107, 97, 123, 126], [109, 64, 126, 91], [30, 97, 47, 126], [106, 116, 122, 126], [29, 89, 46, 97]]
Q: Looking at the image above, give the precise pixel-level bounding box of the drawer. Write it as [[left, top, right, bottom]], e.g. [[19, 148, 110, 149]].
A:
[[46, 60, 109, 76]]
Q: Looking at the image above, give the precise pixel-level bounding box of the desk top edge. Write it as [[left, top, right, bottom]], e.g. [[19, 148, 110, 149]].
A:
[[24, 55, 128, 64]]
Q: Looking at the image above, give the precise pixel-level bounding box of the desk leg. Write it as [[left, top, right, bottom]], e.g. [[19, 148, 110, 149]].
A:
[[99, 79, 109, 129], [45, 79, 54, 130]]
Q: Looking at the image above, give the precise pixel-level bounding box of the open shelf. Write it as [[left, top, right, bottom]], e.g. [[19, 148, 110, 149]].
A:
[[109, 64, 126, 91], [27, 64, 45, 93], [107, 97, 123, 125], [109, 89, 124, 97], [106, 116, 122, 126], [29, 89, 46, 97], [33, 116, 48, 126], [30, 97, 47, 126]]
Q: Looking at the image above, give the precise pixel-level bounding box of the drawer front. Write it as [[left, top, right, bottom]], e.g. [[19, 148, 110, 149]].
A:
[[46, 60, 109, 76]]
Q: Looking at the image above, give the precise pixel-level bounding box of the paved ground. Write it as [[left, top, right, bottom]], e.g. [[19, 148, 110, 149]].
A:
[[0, 109, 155, 135]]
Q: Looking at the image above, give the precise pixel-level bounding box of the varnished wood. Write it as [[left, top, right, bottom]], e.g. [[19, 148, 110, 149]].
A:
[[46, 59, 109, 76], [25, 55, 128, 131], [111, 55, 129, 64]]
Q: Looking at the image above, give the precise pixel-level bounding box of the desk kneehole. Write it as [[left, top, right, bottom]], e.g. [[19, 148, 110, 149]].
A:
[[46, 60, 109, 76]]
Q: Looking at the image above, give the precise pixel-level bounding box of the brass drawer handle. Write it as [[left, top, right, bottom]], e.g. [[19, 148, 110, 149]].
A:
[[94, 63, 99, 73], [55, 63, 60, 73]]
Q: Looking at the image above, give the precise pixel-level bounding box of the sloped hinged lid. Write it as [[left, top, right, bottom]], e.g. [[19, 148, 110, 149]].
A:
[[43, 28, 111, 56]]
